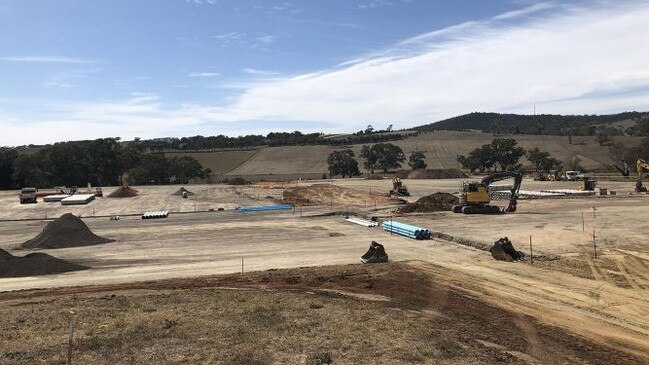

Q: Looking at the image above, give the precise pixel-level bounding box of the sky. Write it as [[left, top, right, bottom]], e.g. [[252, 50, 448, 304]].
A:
[[1, 0, 649, 146]]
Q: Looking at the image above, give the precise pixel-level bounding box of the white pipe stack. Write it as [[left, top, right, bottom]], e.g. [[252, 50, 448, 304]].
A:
[[344, 216, 379, 227]]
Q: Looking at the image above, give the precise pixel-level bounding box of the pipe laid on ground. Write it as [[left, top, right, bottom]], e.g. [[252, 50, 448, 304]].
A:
[[382, 221, 431, 240], [237, 204, 293, 212]]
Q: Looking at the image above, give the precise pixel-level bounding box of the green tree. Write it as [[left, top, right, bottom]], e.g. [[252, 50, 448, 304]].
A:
[[0, 147, 18, 189], [526, 147, 562, 173], [597, 131, 610, 146], [458, 145, 494, 173], [11, 154, 45, 187], [408, 151, 427, 170], [327, 149, 360, 178], [490, 138, 525, 171], [360, 143, 405, 173], [170, 156, 207, 183]]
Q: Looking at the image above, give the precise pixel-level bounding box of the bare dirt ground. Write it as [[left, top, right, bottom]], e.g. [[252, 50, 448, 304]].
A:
[[1, 178, 648, 363], [2, 262, 646, 365]]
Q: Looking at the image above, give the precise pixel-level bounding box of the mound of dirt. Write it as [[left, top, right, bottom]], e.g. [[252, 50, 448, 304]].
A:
[[0, 249, 87, 277], [399, 192, 459, 213], [282, 184, 391, 206], [108, 186, 139, 198], [490, 237, 524, 262], [22, 213, 113, 249], [172, 187, 195, 196], [408, 169, 468, 179]]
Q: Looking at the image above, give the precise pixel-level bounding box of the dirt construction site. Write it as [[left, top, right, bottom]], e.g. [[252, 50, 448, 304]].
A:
[[1, 178, 649, 364]]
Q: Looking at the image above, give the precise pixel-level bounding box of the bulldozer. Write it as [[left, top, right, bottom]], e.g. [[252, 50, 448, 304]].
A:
[[452, 171, 523, 214], [389, 176, 410, 196], [636, 158, 649, 192]]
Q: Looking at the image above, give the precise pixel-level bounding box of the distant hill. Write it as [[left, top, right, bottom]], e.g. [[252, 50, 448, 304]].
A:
[[413, 112, 649, 135]]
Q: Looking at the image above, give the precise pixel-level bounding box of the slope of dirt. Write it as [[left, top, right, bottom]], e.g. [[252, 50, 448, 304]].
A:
[[0, 262, 645, 365], [282, 184, 392, 206], [0, 249, 87, 277], [408, 168, 468, 179], [108, 186, 138, 198], [21, 213, 113, 249], [399, 192, 459, 213]]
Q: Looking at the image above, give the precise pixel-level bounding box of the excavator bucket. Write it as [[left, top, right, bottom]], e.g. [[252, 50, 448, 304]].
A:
[[360, 241, 389, 264], [489, 237, 524, 261]]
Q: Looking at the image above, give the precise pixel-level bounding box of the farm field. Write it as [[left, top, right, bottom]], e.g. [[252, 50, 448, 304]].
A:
[[223, 131, 644, 179], [164, 149, 258, 175]]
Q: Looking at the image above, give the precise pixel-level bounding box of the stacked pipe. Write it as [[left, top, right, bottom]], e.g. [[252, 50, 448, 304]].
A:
[[344, 216, 379, 227], [142, 211, 169, 219], [238, 204, 293, 212], [382, 221, 431, 240]]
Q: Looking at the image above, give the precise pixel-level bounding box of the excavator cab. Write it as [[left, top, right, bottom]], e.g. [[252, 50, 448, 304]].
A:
[[390, 177, 410, 196]]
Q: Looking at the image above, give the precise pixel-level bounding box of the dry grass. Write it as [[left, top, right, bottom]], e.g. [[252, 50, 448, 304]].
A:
[[1, 262, 643, 365], [165, 150, 258, 175]]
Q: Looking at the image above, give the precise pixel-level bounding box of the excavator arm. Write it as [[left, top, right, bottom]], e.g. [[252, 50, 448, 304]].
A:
[[481, 171, 523, 212], [636, 159, 649, 192]]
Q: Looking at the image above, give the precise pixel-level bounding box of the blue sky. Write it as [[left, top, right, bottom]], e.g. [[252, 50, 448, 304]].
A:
[[1, 0, 648, 145]]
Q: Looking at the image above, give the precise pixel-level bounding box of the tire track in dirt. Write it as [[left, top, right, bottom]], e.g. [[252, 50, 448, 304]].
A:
[[408, 260, 649, 362], [615, 259, 644, 290]]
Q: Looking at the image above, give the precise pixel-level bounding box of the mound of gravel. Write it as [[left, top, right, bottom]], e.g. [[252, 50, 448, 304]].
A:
[[0, 249, 87, 277], [172, 187, 196, 196], [408, 169, 468, 179], [399, 193, 459, 213], [108, 186, 139, 198], [22, 213, 113, 249]]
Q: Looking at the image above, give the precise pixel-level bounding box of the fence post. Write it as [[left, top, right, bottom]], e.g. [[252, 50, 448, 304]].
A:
[[529, 235, 533, 265]]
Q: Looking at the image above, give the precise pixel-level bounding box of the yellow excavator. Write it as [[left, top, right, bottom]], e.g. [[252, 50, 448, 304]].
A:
[[452, 171, 523, 214], [390, 177, 410, 196], [636, 158, 649, 192]]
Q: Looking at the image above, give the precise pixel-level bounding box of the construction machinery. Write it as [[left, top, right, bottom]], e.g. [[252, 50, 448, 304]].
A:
[[389, 177, 410, 196], [636, 158, 649, 192], [19, 187, 38, 204], [452, 171, 523, 214]]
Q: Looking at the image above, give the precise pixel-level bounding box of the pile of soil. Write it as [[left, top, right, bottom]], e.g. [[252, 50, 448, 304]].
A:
[[172, 187, 196, 196], [0, 249, 87, 277], [282, 184, 391, 206], [489, 237, 524, 262], [22, 213, 113, 249], [408, 169, 468, 179], [399, 192, 459, 213], [108, 186, 139, 198]]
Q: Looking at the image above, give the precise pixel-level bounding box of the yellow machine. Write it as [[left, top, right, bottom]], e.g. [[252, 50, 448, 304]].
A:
[[636, 158, 649, 192], [452, 171, 523, 214], [390, 177, 410, 196]]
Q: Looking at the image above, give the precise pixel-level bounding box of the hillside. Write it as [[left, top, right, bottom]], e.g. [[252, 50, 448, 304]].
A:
[[222, 131, 645, 179], [413, 111, 649, 135]]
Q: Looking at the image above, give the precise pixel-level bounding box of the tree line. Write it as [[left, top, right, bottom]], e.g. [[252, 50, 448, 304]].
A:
[[0, 139, 210, 189], [326, 143, 427, 178], [132, 131, 410, 152]]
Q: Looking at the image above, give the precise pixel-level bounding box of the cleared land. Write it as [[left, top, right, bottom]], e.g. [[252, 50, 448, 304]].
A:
[[1, 179, 648, 363]]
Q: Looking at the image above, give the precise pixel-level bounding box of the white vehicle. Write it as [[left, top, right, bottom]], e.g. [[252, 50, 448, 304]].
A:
[[564, 170, 585, 181]]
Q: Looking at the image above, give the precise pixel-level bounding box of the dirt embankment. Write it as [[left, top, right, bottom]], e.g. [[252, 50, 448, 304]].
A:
[[0, 262, 645, 364], [0, 249, 87, 277], [108, 186, 138, 198], [282, 184, 392, 206], [408, 168, 468, 179], [21, 213, 113, 249], [399, 192, 459, 213]]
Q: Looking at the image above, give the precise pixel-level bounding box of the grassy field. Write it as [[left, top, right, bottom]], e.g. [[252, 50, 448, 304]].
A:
[[224, 131, 644, 178], [2, 262, 641, 365], [165, 150, 258, 175]]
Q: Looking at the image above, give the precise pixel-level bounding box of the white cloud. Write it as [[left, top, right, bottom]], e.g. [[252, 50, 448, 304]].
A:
[[200, 2, 649, 128], [0, 56, 97, 64], [242, 68, 279, 76], [187, 72, 220, 78], [257, 35, 276, 45], [3, 2, 649, 145], [493, 2, 556, 20]]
